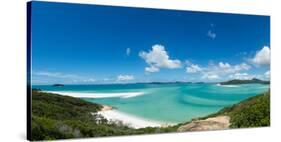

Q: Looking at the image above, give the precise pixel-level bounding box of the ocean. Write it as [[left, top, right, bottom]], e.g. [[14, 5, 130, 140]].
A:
[[33, 83, 269, 124]]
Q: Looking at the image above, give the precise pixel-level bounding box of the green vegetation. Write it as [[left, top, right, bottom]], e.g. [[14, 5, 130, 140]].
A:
[[31, 89, 270, 140], [31, 90, 178, 140], [199, 91, 270, 128], [228, 91, 270, 128], [220, 78, 270, 85]]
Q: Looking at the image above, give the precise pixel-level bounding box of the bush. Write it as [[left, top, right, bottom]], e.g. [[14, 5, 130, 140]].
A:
[[229, 92, 270, 128]]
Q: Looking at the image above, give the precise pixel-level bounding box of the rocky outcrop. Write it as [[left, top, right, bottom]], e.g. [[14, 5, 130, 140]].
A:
[[177, 116, 230, 132]]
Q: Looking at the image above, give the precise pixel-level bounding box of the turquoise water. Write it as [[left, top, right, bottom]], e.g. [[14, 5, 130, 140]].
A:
[[33, 83, 269, 123]]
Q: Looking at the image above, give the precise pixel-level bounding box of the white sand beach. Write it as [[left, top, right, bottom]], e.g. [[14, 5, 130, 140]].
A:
[[96, 105, 173, 129], [46, 91, 144, 98]]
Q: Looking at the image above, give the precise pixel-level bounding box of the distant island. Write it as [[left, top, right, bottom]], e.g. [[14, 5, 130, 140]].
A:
[[220, 78, 270, 85], [53, 84, 64, 87]]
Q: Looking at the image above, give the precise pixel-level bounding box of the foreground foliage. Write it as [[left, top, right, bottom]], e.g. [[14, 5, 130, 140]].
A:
[[228, 91, 270, 128], [31, 90, 178, 140], [204, 91, 270, 128]]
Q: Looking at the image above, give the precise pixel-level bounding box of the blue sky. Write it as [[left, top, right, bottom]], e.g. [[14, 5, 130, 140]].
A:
[[30, 1, 270, 85]]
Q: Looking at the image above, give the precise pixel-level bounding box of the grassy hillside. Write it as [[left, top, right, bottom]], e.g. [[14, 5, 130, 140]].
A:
[[32, 90, 132, 140], [31, 90, 178, 140], [201, 91, 270, 128]]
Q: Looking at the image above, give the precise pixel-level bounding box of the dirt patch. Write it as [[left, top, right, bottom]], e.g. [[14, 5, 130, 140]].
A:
[[177, 116, 230, 132]]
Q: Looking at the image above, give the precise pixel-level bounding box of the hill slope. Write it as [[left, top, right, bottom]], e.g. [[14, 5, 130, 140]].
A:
[[203, 91, 269, 128], [177, 91, 270, 131], [223, 91, 270, 128], [31, 90, 178, 140], [32, 90, 135, 140]]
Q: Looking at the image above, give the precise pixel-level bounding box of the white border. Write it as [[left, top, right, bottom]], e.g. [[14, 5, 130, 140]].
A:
[[0, 0, 281, 142]]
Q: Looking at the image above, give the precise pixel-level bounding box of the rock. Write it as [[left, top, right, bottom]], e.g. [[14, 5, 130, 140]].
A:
[[177, 116, 230, 132]]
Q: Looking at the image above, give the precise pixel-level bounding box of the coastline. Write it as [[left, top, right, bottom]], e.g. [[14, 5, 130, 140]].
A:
[[43, 91, 173, 128], [96, 105, 174, 129], [96, 105, 231, 131], [39, 89, 269, 130], [31, 89, 269, 141]]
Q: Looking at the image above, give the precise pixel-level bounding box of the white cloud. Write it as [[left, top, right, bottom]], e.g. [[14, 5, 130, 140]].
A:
[[186, 64, 202, 73], [234, 63, 251, 71], [202, 73, 219, 80], [207, 30, 216, 39], [264, 70, 270, 78], [82, 78, 96, 83], [228, 73, 255, 80], [145, 66, 159, 73], [218, 62, 232, 73], [250, 46, 270, 66], [219, 62, 231, 69], [33, 71, 79, 78], [126, 48, 131, 56], [217, 62, 251, 73], [117, 75, 135, 81], [139, 44, 182, 73], [32, 71, 98, 84], [186, 62, 251, 81]]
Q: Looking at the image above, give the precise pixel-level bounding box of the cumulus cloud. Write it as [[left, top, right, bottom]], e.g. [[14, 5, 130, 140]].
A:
[[117, 75, 135, 81], [217, 62, 251, 73], [207, 30, 216, 39], [228, 73, 255, 80], [126, 48, 131, 56], [145, 66, 159, 73], [264, 70, 270, 79], [33, 71, 79, 78], [186, 62, 251, 81], [32, 71, 97, 84], [202, 73, 219, 80], [186, 64, 203, 73], [219, 62, 231, 69], [250, 46, 270, 66], [82, 78, 96, 83], [139, 44, 182, 73], [234, 63, 251, 71]]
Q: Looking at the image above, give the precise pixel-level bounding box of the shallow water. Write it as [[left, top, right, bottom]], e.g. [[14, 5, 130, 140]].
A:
[[33, 83, 269, 123]]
